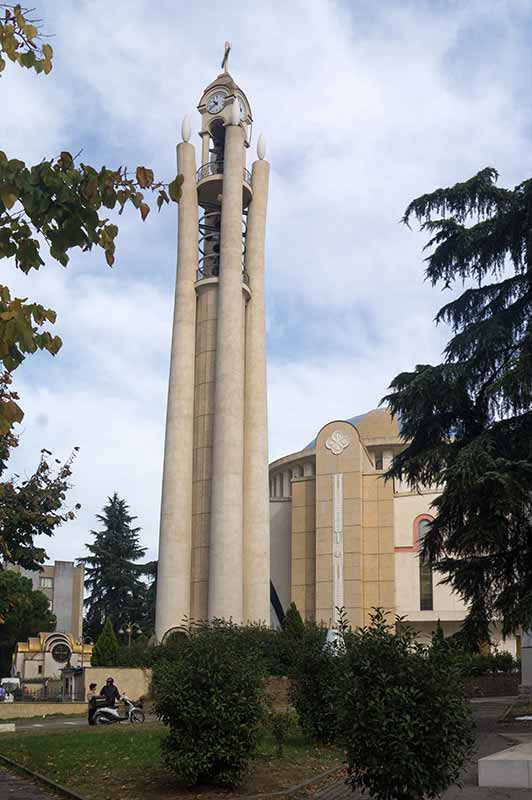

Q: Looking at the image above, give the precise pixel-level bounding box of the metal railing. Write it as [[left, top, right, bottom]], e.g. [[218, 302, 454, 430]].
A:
[[196, 161, 252, 186], [196, 260, 249, 285]]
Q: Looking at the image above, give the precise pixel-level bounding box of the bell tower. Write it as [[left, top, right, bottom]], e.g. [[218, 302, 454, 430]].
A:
[[155, 49, 270, 639]]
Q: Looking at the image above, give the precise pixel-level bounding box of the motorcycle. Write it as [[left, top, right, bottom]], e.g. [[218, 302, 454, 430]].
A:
[[93, 693, 145, 725]]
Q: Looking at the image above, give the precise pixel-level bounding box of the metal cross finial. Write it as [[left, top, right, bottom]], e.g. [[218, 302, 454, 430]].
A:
[[221, 41, 231, 72]]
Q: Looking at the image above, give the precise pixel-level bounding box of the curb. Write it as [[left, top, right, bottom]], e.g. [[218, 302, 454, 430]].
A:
[[0, 724, 15, 734], [0, 751, 87, 800]]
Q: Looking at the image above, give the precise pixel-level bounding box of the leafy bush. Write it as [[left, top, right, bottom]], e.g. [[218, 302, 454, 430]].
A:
[[490, 650, 519, 674], [267, 710, 296, 757], [339, 611, 475, 800], [431, 621, 519, 677], [288, 621, 339, 743], [152, 620, 266, 787], [237, 622, 289, 676]]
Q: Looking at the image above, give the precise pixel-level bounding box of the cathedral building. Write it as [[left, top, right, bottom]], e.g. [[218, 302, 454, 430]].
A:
[[269, 408, 518, 654]]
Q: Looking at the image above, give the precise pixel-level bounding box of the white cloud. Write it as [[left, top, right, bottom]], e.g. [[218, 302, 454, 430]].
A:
[[4, 0, 532, 561]]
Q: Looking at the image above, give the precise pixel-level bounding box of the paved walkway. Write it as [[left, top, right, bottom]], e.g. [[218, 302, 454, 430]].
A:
[[12, 713, 157, 732], [0, 766, 56, 799]]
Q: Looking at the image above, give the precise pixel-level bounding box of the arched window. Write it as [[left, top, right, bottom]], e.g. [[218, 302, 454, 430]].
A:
[[418, 519, 433, 611]]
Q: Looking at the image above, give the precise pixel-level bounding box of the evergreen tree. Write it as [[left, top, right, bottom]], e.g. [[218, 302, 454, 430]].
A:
[[282, 602, 305, 639], [91, 616, 119, 667], [384, 167, 532, 642], [81, 494, 147, 640]]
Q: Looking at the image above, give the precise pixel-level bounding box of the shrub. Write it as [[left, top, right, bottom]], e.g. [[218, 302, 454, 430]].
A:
[[490, 650, 518, 674], [152, 620, 266, 787], [288, 621, 340, 743], [238, 622, 289, 676], [267, 709, 296, 757], [339, 610, 475, 800]]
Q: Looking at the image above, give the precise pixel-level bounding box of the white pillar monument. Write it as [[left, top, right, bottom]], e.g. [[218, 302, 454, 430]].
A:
[[155, 51, 270, 640]]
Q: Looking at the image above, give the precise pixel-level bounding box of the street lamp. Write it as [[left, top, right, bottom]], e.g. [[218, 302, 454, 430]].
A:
[[118, 622, 142, 648]]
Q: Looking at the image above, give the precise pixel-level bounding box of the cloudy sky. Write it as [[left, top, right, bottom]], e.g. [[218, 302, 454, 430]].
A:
[[4, 0, 532, 563]]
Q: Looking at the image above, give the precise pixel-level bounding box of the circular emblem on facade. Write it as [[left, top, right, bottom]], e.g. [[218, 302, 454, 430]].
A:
[[51, 643, 70, 663], [325, 430, 351, 455]]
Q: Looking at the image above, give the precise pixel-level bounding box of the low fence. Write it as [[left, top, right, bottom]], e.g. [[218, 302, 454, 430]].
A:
[[2, 679, 84, 703], [0, 701, 86, 719]]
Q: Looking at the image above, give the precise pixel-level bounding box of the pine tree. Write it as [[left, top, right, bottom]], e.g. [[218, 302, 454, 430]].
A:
[[384, 167, 532, 642], [91, 617, 119, 667], [282, 602, 305, 639], [81, 494, 147, 641]]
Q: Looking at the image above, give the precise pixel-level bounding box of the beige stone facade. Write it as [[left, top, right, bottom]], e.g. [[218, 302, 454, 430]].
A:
[[269, 409, 517, 653], [13, 632, 93, 681], [11, 561, 84, 641], [155, 65, 270, 639]]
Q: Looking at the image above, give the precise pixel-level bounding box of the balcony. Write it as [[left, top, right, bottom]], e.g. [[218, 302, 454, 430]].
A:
[[196, 161, 252, 208]]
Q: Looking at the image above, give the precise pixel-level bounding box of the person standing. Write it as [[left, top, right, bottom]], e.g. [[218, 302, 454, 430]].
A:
[[87, 682, 98, 726]]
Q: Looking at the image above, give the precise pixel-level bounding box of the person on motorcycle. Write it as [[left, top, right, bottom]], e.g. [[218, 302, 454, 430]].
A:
[[100, 677, 121, 707]]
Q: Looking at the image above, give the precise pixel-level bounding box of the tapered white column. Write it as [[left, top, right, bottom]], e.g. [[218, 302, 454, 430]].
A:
[[155, 141, 198, 641], [208, 118, 246, 621], [243, 156, 270, 622]]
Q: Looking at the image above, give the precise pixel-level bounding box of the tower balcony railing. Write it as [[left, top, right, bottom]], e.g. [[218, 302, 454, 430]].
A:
[[197, 255, 249, 285], [196, 160, 252, 187]]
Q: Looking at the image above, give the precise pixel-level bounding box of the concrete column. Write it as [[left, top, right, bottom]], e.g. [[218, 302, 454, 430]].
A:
[[520, 630, 532, 694], [243, 158, 270, 622], [155, 142, 198, 641], [190, 281, 218, 622], [208, 122, 246, 621]]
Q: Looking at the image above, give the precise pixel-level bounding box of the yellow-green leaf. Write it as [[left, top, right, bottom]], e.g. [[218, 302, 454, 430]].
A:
[[0, 190, 18, 209], [136, 166, 153, 188], [24, 23, 38, 41], [2, 399, 24, 424], [168, 175, 183, 203]]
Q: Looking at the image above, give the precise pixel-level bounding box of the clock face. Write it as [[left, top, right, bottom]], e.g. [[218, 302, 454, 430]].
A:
[[207, 92, 226, 114]]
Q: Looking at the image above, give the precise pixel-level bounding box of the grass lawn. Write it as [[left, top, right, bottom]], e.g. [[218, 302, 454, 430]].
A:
[[0, 723, 345, 800]]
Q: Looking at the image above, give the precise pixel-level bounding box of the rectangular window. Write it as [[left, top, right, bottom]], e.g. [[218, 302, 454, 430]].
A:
[[38, 665, 43, 675], [418, 520, 434, 611], [40, 577, 53, 589], [375, 454, 383, 470]]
